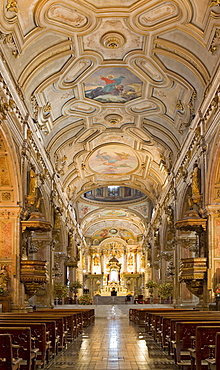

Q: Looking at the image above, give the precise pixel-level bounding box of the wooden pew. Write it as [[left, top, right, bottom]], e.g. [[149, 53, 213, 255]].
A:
[[31, 311, 80, 341], [27, 313, 66, 350], [171, 314, 220, 350], [54, 308, 95, 327], [149, 310, 199, 341], [159, 312, 220, 352], [28, 314, 64, 348], [189, 326, 220, 370], [129, 308, 177, 327], [0, 327, 38, 370], [43, 308, 95, 327], [0, 333, 23, 370], [174, 322, 220, 369], [205, 332, 220, 370], [0, 322, 48, 368], [0, 315, 57, 358], [42, 311, 83, 337]]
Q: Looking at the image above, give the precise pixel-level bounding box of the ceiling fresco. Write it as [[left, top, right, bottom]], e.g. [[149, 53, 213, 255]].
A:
[[1, 0, 219, 246], [92, 227, 135, 244], [88, 144, 139, 175], [84, 67, 142, 103]]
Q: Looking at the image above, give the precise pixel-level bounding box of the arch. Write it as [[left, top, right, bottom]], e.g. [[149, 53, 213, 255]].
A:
[[0, 127, 22, 309], [206, 127, 220, 206]]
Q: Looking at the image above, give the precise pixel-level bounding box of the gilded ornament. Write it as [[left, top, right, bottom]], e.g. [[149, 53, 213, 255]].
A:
[[191, 163, 201, 203], [209, 29, 220, 53], [43, 102, 51, 113], [0, 32, 19, 57], [176, 99, 183, 111], [6, 0, 18, 12], [210, 0, 220, 6], [1, 192, 11, 201]]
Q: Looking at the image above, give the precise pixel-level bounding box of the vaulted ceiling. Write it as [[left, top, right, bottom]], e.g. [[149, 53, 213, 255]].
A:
[[1, 0, 219, 243]]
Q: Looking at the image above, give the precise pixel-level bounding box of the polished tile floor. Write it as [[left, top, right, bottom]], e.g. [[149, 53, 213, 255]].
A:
[[47, 306, 177, 370]]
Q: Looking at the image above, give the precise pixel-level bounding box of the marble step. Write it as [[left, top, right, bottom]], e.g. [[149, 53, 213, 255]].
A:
[[54, 303, 172, 318]]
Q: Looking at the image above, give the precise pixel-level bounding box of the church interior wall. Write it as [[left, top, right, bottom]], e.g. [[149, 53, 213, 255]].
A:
[[0, 0, 219, 311]]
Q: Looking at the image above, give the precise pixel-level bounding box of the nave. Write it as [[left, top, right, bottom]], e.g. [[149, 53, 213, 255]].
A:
[[48, 306, 176, 370]]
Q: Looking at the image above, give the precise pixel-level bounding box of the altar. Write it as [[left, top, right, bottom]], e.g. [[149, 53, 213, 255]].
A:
[[100, 284, 128, 296], [93, 295, 134, 305]]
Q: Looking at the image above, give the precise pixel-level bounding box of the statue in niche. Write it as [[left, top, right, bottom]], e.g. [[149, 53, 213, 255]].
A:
[[154, 229, 160, 247], [191, 163, 201, 200], [166, 206, 175, 245], [141, 255, 145, 269], [166, 206, 174, 226], [29, 168, 38, 198], [76, 243, 80, 261], [67, 185, 76, 201], [0, 265, 10, 293], [128, 254, 133, 266], [82, 255, 86, 269], [54, 208, 61, 231], [94, 255, 99, 266]]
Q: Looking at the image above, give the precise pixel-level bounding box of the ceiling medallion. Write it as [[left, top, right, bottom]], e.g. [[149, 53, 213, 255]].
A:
[[105, 114, 122, 125], [101, 32, 125, 49], [110, 228, 118, 234]]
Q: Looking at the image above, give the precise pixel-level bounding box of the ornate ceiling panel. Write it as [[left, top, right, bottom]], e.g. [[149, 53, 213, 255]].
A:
[[1, 0, 219, 240]]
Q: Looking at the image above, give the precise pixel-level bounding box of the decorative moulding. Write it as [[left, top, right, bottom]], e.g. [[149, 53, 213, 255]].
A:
[[21, 211, 52, 233]]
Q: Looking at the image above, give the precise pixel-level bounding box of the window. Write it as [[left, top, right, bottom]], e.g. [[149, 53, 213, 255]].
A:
[[108, 186, 120, 197]]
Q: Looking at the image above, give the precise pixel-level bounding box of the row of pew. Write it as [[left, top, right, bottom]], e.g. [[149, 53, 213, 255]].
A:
[[129, 307, 220, 370], [0, 308, 95, 370]]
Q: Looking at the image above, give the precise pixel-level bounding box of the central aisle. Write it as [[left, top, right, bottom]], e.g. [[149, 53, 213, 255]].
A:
[[48, 306, 177, 369]]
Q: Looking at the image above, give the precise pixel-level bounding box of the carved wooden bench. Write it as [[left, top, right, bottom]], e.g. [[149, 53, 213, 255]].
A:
[[53, 308, 95, 327], [0, 333, 23, 370], [0, 314, 57, 359], [30, 311, 79, 343], [0, 327, 38, 370], [167, 313, 220, 354], [160, 312, 220, 352], [174, 322, 220, 369], [189, 326, 220, 370], [129, 308, 179, 328], [0, 322, 48, 368], [149, 310, 199, 343], [205, 332, 220, 370], [146, 309, 194, 336]]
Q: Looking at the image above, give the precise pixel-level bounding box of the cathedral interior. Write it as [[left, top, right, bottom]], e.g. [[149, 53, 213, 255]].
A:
[[0, 0, 220, 312]]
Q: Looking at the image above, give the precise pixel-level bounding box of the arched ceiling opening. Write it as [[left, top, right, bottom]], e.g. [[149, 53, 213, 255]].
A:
[[1, 0, 219, 242]]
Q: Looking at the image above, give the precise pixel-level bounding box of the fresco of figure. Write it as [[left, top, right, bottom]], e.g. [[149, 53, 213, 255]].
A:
[[100, 74, 125, 93]]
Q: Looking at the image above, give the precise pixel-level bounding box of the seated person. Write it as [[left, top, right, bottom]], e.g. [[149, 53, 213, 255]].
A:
[[126, 293, 132, 302], [111, 287, 117, 296]]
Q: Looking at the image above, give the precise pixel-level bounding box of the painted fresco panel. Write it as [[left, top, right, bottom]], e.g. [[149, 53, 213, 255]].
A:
[[78, 203, 98, 219], [84, 67, 142, 103], [88, 144, 139, 175], [213, 261, 220, 293], [93, 227, 134, 242], [130, 202, 149, 217], [0, 157, 10, 186], [101, 210, 127, 217], [0, 221, 12, 259], [216, 219, 220, 256]]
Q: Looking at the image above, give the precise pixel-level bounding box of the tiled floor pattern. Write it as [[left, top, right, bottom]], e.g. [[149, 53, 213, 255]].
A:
[[47, 306, 177, 370]]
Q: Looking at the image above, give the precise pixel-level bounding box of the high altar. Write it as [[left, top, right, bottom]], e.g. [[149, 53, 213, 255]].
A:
[[78, 240, 146, 297]]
